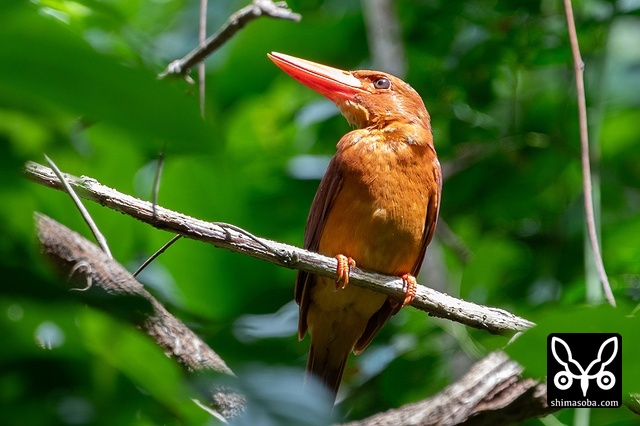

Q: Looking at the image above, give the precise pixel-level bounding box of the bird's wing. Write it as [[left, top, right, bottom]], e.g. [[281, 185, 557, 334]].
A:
[[411, 155, 442, 276], [354, 155, 442, 353], [295, 155, 343, 340]]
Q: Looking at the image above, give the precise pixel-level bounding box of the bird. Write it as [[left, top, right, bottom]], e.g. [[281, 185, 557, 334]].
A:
[[268, 52, 442, 401]]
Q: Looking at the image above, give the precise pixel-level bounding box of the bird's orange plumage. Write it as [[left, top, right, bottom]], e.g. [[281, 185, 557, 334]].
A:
[[268, 52, 442, 400]]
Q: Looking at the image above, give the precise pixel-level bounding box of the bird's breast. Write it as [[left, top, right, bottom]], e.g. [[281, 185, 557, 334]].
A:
[[318, 132, 439, 275]]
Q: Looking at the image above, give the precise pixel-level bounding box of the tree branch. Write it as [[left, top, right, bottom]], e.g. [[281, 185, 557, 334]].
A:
[[563, 0, 616, 307], [25, 161, 534, 335], [35, 213, 244, 419], [159, 0, 301, 79], [342, 351, 553, 425], [44, 154, 113, 259], [197, 0, 208, 116]]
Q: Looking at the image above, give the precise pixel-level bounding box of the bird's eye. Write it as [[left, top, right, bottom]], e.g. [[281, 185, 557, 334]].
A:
[[373, 78, 391, 89]]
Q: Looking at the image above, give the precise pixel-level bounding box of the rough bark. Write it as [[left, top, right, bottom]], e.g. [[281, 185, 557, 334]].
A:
[[343, 352, 553, 426], [35, 213, 244, 418]]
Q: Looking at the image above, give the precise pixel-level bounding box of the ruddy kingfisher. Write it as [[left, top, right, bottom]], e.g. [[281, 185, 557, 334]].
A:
[[268, 52, 442, 401]]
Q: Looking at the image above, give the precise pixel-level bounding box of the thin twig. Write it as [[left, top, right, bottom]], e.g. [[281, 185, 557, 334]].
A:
[[43, 155, 113, 259], [198, 0, 207, 116], [212, 221, 278, 256], [68, 260, 93, 291], [133, 234, 182, 277], [25, 161, 535, 335], [159, 0, 301, 79], [563, 0, 616, 307], [151, 151, 165, 219]]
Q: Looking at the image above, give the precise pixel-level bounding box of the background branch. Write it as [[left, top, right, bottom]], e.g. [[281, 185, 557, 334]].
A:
[[25, 161, 534, 336], [563, 0, 616, 307], [361, 0, 406, 78], [159, 0, 301, 79], [198, 0, 208, 116], [35, 213, 244, 419], [44, 155, 113, 259], [343, 351, 553, 426]]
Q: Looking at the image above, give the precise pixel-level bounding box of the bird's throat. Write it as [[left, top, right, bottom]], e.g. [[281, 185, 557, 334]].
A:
[[337, 100, 370, 129]]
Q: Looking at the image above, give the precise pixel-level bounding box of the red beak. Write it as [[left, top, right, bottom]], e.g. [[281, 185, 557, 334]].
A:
[[268, 52, 364, 102]]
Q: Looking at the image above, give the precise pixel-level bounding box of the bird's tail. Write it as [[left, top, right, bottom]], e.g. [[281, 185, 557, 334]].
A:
[[306, 338, 350, 401]]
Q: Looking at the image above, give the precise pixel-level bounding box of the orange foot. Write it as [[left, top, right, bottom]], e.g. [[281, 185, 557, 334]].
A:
[[335, 254, 356, 289], [390, 274, 417, 308], [401, 274, 417, 307]]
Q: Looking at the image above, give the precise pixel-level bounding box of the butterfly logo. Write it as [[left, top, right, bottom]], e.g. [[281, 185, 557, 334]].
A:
[[551, 336, 617, 397]]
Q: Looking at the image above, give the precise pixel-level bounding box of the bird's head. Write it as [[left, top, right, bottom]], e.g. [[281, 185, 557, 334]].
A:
[[268, 52, 431, 132]]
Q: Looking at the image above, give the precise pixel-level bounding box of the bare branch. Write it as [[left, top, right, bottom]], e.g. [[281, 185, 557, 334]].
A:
[[44, 154, 113, 259], [159, 0, 301, 79], [133, 234, 182, 277], [198, 0, 207, 116], [342, 351, 553, 426], [35, 213, 244, 418], [25, 161, 535, 335], [563, 0, 616, 307], [151, 151, 165, 219]]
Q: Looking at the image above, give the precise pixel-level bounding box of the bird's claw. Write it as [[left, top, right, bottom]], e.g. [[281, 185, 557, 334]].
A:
[[335, 255, 356, 289], [401, 274, 417, 307], [390, 274, 417, 308]]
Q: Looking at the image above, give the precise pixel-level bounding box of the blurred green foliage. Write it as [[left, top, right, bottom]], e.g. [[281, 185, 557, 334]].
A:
[[1, 0, 640, 424]]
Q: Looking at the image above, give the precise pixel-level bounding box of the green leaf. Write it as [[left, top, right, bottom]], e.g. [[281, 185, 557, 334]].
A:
[[0, 3, 213, 155], [80, 308, 209, 423]]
